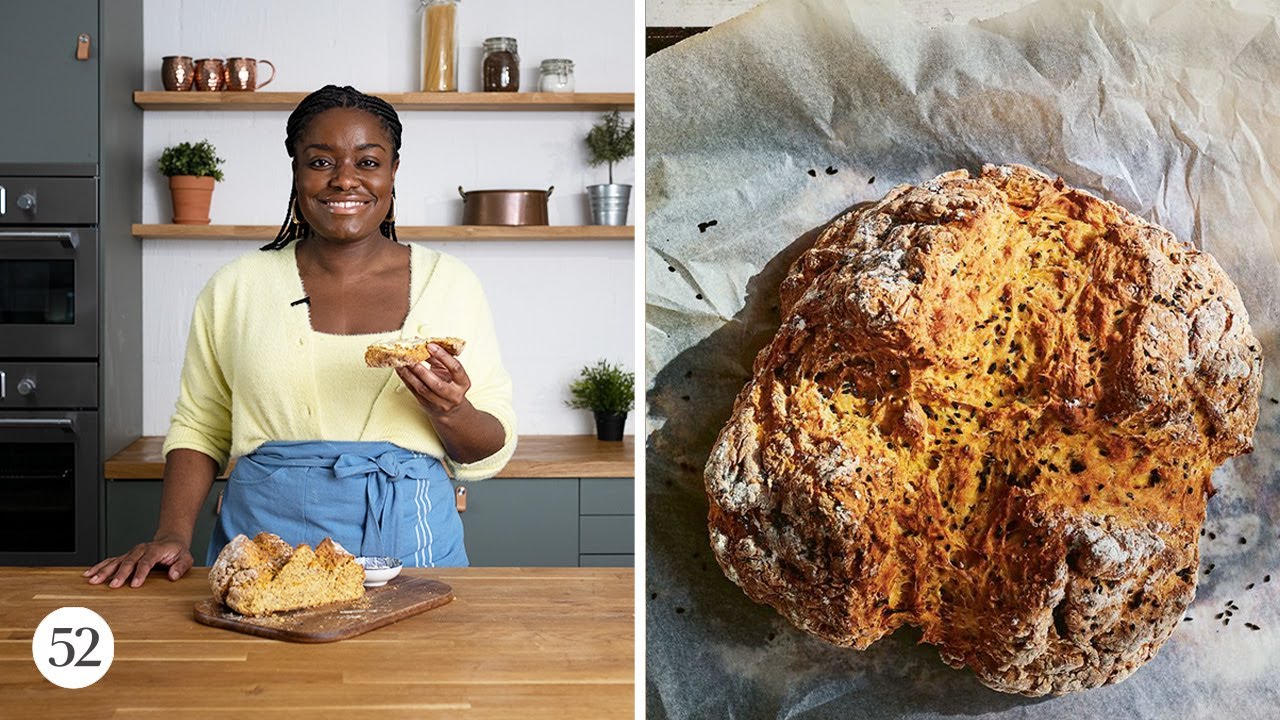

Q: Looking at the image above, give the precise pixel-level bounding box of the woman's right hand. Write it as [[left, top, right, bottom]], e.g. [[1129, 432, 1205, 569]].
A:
[[83, 536, 194, 588]]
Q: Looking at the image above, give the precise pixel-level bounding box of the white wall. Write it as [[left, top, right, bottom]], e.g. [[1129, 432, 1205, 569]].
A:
[[141, 0, 636, 437]]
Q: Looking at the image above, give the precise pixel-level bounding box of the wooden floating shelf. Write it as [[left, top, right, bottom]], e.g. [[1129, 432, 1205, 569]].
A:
[[132, 224, 633, 241], [134, 91, 634, 111]]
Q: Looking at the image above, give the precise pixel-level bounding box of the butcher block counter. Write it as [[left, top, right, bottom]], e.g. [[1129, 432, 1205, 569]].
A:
[[0, 566, 634, 719], [105, 434, 636, 479]]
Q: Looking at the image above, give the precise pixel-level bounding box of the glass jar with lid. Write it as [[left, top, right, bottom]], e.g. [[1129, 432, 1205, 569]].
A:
[[482, 37, 519, 92], [420, 0, 458, 92], [538, 59, 575, 93]]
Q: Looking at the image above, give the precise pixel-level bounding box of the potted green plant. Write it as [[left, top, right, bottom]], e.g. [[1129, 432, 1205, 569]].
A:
[[567, 359, 634, 441], [158, 139, 225, 225], [584, 110, 635, 226]]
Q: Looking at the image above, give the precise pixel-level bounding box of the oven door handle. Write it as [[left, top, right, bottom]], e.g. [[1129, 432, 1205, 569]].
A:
[[0, 230, 79, 250], [0, 418, 76, 431]]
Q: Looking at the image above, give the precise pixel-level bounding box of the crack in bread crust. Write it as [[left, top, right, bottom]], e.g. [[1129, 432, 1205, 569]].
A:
[[705, 164, 1261, 696]]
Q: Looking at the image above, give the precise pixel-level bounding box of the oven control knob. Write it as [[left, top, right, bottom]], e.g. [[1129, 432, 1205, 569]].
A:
[[16, 378, 36, 396], [16, 193, 35, 211]]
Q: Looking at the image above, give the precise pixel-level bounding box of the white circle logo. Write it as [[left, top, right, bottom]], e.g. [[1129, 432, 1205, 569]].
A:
[[31, 607, 114, 689]]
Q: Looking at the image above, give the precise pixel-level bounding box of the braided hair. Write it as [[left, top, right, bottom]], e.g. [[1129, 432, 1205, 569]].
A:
[[262, 84, 404, 251]]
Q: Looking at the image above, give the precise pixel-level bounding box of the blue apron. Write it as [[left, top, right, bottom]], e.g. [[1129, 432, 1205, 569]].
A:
[[206, 440, 467, 567]]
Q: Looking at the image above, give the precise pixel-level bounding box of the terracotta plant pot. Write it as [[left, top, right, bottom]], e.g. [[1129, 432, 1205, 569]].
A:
[[169, 175, 216, 224]]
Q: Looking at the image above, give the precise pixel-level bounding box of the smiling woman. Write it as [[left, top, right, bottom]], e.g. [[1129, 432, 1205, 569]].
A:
[[85, 85, 517, 589]]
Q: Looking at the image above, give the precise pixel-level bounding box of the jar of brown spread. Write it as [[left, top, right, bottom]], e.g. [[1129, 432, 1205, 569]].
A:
[[482, 37, 520, 92]]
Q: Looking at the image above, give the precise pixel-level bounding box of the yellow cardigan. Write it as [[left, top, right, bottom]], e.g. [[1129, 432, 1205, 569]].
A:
[[162, 241, 517, 481]]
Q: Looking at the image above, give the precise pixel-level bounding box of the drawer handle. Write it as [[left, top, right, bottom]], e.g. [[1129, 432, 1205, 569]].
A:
[[0, 230, 80, 249], [0, 417, 74, 430], [455, 486, 466, 514]]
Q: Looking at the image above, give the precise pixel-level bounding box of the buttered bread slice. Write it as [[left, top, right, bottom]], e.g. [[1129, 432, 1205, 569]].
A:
[[209, 532, 366, 617]]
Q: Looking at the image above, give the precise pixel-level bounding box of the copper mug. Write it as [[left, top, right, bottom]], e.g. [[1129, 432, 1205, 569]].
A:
[[193, 58, 224, 91], [224, 58, 276, 91], [161, 55, 195, 91]]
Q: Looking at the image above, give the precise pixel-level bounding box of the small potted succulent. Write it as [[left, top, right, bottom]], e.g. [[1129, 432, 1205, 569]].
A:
[[584, 110, 635, 226], [158, 139, 225, 224], [567, 359, 634, 441]]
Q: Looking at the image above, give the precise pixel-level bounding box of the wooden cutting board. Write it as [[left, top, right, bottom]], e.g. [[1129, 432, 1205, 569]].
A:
[[193, 576, 453, 643]]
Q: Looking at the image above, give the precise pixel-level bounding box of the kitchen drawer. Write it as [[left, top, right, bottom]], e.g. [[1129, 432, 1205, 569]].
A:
[[461, 478, 578, 567], [580, 477, 633, 515], [579, 554, 633, 567], [105, 480, 226, 562], [579, 515, 633, 555]]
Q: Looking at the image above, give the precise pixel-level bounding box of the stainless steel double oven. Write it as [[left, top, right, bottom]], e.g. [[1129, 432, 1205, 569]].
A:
[[0, 163, 101, 565]]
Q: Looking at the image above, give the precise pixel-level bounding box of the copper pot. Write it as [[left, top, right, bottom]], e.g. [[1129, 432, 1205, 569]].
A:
[[458, 186, 553, 226]]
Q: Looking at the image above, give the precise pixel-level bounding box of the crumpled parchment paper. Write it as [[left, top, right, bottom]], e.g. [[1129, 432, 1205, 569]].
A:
[[645, 0, 1280, 717]]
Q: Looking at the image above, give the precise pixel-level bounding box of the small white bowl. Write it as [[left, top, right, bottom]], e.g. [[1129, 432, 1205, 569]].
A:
[[355, 556, 403, 587]]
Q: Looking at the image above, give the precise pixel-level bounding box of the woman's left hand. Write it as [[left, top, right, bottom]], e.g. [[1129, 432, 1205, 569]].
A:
[[395, 342, 507, 463], [396, 343, 473, 418]]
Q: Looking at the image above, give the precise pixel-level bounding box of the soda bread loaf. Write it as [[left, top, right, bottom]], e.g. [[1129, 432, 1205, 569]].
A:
[[364, 336, 465, 368], [705, 164, 1261, 696], [209, 532, 366, 617]]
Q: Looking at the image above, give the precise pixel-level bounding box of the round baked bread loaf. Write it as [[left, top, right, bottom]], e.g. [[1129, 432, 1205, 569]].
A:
[[209, 532, 366, 617], [704, 164, 1262, 696]]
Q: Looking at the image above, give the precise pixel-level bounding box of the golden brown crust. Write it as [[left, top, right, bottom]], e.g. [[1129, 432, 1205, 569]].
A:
[[364, 336, 466, 368], [208, 532, 365, 617], [705, 164, 1262, 696]]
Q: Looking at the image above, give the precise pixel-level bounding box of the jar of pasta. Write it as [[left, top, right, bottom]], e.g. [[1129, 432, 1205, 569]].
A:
[[421, 0, 458, 92], [538, 59, 575, 93], [481, 37, 520, 92]]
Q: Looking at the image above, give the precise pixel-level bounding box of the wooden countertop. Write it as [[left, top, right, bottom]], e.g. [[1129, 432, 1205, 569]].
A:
[[0, 567, 634, 719], [105, 435, 635, 480]]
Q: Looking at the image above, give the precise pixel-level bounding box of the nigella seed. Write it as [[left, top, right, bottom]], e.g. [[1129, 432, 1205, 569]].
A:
[[1246, 623, 1260, 631], [867, 176, 876, 184], [1184, 617, 1192, 622], [825, 166, 838, 175], [675, 607, 686, 614], [1216, 612, 1224, 619], [697, 220, 718, 232], [1247, 583, 1255, 590], [668, 266, 676, 272], [1265, 575, 1272, 583], [808, 169, 817, 177], [1209, 532, 1216, 539], [1240, 537, 1248, 544], [650, 593, 658, 600]]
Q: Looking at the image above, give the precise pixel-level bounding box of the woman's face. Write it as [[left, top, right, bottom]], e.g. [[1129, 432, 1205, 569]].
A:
[[293, 107, 399, 244]]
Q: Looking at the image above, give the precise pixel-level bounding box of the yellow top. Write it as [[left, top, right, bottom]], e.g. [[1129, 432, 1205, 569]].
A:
[[311, 330, 389, 440], [162, 241, 517, 481]]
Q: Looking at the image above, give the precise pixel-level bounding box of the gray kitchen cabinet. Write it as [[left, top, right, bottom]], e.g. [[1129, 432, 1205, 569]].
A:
[[104, 475, 635, 568], [578, 478, 634, 567], [105, 480, 226, 561], [462, 477, 634, 568], [461, 478, 580, 566], [579, 554, 634, 567], [0, 0, 101, 163]]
